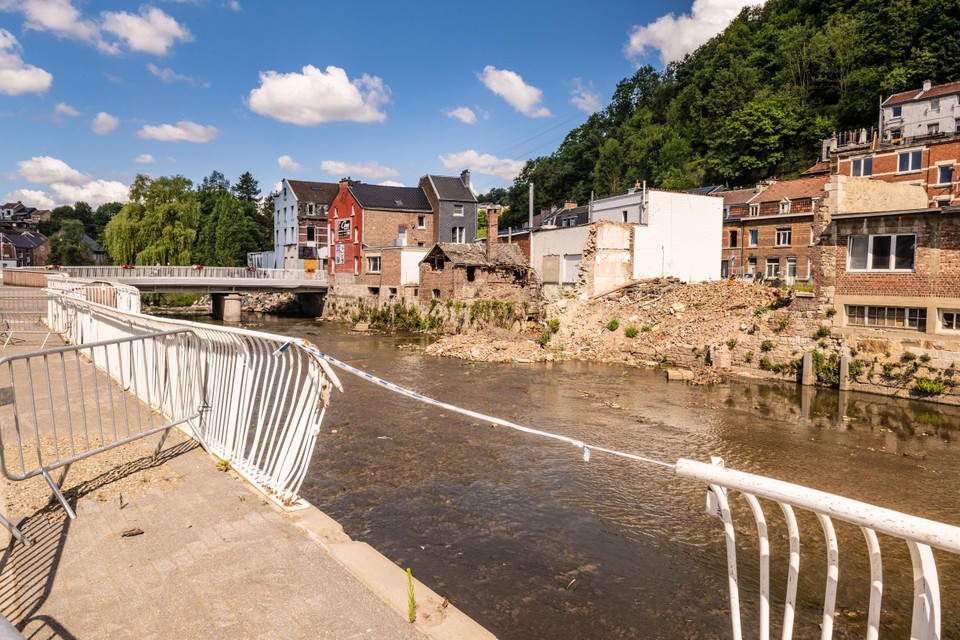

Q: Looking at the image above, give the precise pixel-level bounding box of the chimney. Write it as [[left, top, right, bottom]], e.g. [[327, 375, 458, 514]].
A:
[[563, 201, 577, 210], [486, 207, 499, 261], [923, 79, 932, 92], [460, 169, 471, 190]]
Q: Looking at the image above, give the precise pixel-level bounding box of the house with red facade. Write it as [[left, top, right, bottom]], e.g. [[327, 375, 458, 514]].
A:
[[327, 179, 433, 298], [720, 174, 825, 282]]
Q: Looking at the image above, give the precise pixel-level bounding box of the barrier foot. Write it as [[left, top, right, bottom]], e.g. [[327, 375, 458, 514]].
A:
[[41, 469, 76, 520], [152, 427, 170, 462], [0, 513, 30, 546]]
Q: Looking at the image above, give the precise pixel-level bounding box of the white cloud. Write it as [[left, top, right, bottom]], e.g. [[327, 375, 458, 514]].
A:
[[18, 0, 101, 43], [248, 65, 389, 126], [438, 150, 524, 182], [227, 0, 240, 10], [277, 155, 302, 171], [321, 159, 399, 180], [16, 155, 88, 185], [147, 63, 206, 87], [0, 28, 53, 95], [626, 0, 757, 64], [54, 102, 79, 116], [101, 6, 192, 56], [377, 180, 404, 187], [133, 154, 155, 164], [4, 188, 54, 210], [9, 155, 128, 207], [443, 106, 477, 124], [91, 111, 119, 135], [478, 66, 550, 118], [570, 78, 601, 114], [137, 120, 219, 143]]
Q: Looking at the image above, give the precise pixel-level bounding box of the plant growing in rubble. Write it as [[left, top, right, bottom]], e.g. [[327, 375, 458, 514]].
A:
[[217, 459, 230, 472], [914, 377, 949, 396], [625, 326, 639, 338], [825, 307, 837, 318], [813, 325, 832, 339], [760, 339, 774, 352], [754, 305, 769, 317], [641, 324, 651, 332], [606, 318, 620, 332], [744, 352, 754, 363], [407, 568, 417, 622], [547, 318, 560, 334], [726, 338, 737, 349]]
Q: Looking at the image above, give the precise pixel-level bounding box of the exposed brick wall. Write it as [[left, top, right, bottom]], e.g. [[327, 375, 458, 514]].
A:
[[722, 216, 815, 277], [419, 260, 532, 304]]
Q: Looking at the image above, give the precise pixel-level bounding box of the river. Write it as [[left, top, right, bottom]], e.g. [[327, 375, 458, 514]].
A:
[[222, 314, 960, 638]]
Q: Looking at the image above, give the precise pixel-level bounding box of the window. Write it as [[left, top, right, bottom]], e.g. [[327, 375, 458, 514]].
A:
[[937, 165, 953, 186], [956, 118, 960, 132], [432, 289, 441, 300], [729, 230, 738, 248], [723, 206, 731, 219], [847, 305, 926, 331], [786, 257, 797, 279], [622, 210, 628, 223], [930, 98, 940, 110], [851, 157, 873, 177], [452, 226, 465, 243], [747, 257, 757, 274], [749, 203, 760, 217], [354, 256, 359, 275], [779, 199, 791, 214], [892, 106, 902, 118], [847, 234, 916, 271], [353, 227, 358, 243], [453, 204, 464, 217], [765, 258, 780, 278], [928, 123, 940, 135], [366, 256, 381, 273], [417, 215, 426, 229], [368, 287, 380, 296], [388, 287, 397, 298], [351, 204, 356, 216], [898, 150, 922, 172], [810, 226, 816, 245], [890, 128, 902, 140], [776, 228, 791, 246], [941, 310, 960, 331], [748, 229, 758, 247], [306, 226, 316, 242]]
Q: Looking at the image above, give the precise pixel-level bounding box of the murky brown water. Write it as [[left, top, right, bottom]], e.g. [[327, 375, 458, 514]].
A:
[[219, 315, 960, 638]]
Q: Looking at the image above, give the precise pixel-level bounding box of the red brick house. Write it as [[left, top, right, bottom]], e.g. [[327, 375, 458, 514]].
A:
[[720, 175, 825, 281], [327, 179, 433, 296]]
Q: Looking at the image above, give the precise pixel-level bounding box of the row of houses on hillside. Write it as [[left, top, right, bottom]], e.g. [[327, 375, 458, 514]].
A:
[[711, 79, 960, 341], [1, 201, 52, 223]]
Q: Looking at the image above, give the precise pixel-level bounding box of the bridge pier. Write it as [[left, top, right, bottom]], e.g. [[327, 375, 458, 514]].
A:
[[212, 293, 243, 322]]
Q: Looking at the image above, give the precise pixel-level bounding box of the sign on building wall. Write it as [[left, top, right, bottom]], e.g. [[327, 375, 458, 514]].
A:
[[337, 219, 351, 239], [335, 244, 344, 265]]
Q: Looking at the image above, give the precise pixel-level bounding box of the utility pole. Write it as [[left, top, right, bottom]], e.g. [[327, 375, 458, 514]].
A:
[[528, 182, 534, 229]]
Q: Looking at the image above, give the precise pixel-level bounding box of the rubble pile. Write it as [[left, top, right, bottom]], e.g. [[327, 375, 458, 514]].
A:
[[425, 328, 551, 363]]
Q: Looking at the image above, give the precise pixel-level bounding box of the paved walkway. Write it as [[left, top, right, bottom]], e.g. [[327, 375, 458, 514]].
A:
[[0, 292, 492, 639]]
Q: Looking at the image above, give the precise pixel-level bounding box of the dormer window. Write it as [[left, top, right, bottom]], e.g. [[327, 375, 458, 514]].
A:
[[779, 199, 791, 214], [749, 203, 759, 217]]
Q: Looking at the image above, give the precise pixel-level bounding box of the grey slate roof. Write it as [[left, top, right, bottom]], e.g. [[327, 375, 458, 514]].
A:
[[7, 232, 46, 249], [687, 185, 725, 196], [426, 242, 528, 269], [425, 175, 476, 202], [287, 180, 339, 205], [349, 182, 431, 212], [81, 234, 104, 253]]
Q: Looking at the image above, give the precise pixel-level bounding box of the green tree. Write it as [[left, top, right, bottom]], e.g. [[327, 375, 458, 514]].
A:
[[708, 94, 802, 182], [232, 171, 261, 202], [592, 138, 624, 198], [48, 219, 93, 265]]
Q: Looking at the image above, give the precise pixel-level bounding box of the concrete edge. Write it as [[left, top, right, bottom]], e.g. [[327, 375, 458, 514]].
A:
[[284, 502, 497, 640]]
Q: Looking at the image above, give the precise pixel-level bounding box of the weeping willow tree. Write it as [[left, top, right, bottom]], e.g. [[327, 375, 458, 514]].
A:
[[104, 175, 200, 265]]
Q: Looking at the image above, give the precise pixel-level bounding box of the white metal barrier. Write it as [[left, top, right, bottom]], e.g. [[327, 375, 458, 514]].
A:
[[61, 265, 327, 282], [43, 285, 341, 508], [677, 458, 958, 640]]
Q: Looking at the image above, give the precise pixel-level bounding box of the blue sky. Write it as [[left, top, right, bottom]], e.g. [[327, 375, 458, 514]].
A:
[[0, 0, 756, 209]]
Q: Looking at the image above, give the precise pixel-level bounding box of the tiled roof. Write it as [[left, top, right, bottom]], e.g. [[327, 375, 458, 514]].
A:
[[286, 180, 339, 205], [2, 202, 22, 210], [349, 182, 432, 212], [801, 161, 831, 176], [753, 176, 828, 203], [428, 242, 528, 269], [714, 188, 759, 206], [882, 80, 960, 106], [425, 175, 476, 202]]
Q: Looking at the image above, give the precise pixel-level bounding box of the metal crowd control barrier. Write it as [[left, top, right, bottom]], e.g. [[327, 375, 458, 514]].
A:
[[0, 330, 203, 544], [43, 285, 341, 508], [677, 458, 959, 640], [0, 291, 57, 348]]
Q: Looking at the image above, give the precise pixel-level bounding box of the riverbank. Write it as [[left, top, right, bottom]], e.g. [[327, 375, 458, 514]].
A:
[[143, 291, 302, 316]]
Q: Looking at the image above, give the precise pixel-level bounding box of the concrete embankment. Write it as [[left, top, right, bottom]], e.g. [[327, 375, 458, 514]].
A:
[[0, 333, 494, 639]]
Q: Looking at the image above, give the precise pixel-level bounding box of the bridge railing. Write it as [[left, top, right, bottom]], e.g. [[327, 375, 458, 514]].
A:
[[62, 266, 327, 282]]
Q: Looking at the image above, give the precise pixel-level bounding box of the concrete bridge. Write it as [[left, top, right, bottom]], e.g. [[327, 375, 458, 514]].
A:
[[36, 266, 328, 320]]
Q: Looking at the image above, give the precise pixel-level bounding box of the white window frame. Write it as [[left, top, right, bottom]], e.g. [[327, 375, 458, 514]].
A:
[[451, 226, 465, 243], [779, 199, 791, 214], [928, 123, 940, 135], [453, 204, 464, 217], [847, 305, 926, 331], [366, 255, 382, 274], [941, 309, 960, 332], [846, 234, 917, 272], [748, 229, 758, 247], [747, 257, 757, 274], [749, 203, 760, 217], [891, 105, 902, 118], [786, 256, 797, 279], [417, 215, 426, 229], [937, 164, 953, 186], [851, 157, 873, 177], [775, 227, 791, 247], [765, 258, 780, 278], [898, 149, 923, 173]]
